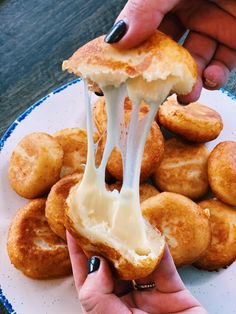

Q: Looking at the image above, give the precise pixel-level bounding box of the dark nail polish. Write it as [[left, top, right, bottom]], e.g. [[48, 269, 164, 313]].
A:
[[95, 91, 104, 96], [88, 257, 100, 274], [105, 20, 127, 44]]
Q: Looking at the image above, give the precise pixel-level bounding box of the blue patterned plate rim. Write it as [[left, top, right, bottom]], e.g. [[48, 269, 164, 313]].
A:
[[0, 81, 235, 313]]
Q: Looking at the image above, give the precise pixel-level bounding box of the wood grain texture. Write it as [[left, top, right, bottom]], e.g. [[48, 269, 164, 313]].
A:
[[0, 0, 126, 138], [0, 0, 236, 139]]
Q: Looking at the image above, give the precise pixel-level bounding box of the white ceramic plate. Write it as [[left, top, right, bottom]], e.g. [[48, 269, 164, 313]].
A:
[[0, 79, 235, 314]]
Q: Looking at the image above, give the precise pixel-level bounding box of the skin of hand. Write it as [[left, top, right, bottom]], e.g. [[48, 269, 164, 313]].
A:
[[67, 232, 208, 314], [112, 0, 236, 103]]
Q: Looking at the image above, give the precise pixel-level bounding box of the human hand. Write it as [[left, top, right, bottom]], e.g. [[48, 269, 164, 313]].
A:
[[105, 0, 236, 103], [67, 232, 207, 314]]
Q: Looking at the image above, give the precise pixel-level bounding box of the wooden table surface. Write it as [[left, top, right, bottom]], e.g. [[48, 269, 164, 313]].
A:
[[1, 0, 236, 139], [0, 0, 235, 313]]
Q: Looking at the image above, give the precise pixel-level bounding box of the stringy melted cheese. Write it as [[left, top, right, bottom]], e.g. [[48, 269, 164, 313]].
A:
[[69, 77, 175, 255]]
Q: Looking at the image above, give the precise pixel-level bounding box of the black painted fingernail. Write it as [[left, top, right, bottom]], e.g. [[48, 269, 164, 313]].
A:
[[105, 20, 127, 43], [95, 91, 104, 96], [88, 257, 100, 274]]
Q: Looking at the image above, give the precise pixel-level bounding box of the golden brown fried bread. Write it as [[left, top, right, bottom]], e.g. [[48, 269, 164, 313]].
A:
[[103, 112, 164, 182], [195, 199, 236, 270], [7, 199, 71, 279], [93, 96, 150, 134], [65, 184, 165, 280], [62, 30, 197, 98], [153, 138, 209, 199], [208, 141, 236, 206], [54, 128, 101, 178], [109, 182, 159, 203], [45, 173, 83, 240], [141, 192, 211, 267], [8, 132, 63, 199], [157, 96, 223, 143]]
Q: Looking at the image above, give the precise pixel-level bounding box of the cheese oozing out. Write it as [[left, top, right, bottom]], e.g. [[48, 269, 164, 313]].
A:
[[69, 77, 176, 255]]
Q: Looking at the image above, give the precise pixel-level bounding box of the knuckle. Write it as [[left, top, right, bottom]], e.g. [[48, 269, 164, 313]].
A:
[[128, 0, 150, 16]]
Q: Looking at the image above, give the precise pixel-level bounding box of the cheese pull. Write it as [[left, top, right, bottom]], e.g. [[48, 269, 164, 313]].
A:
[[63, 30, 197, 279]]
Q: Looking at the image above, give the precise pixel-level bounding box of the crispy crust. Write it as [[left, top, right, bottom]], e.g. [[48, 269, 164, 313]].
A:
[[45, 173, 83, 240], [141, 192, 211, 267], [101, 111, 164, 182], [7, 199, 71, 279], [157, 97, 223, 143], [8, 132, 63, 199], [64, 210, 165, 280], [208, 141, 236, 206], [195, 199, 236, 270], [153, 138, 209, 200], [109, 182, 159, 203], [53, 128, 102, 177], [62, 31, 197, 95], [93, 96, 150, 135]]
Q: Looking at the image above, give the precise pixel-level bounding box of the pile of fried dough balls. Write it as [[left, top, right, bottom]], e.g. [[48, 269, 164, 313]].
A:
[[7, 95, 236, 279]]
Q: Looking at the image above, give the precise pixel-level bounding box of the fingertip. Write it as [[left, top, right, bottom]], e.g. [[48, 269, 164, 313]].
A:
[[177, 76, 202, 104], [203, 62, 229, 90]]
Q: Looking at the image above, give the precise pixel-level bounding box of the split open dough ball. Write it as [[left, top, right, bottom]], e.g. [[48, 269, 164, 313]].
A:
[[153, 138, 209, 200], [157, 96, 223, 143], [208, 141, 236, 206], [7, 199, 71, 279], [195, 199, 236, 270], [45, 173, 83, 240], [8, 132, 63, 199], [141, 192, 211, 267]]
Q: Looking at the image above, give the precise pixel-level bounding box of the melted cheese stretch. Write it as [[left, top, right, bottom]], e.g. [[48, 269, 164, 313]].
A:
[[73, 79, 173, 255]]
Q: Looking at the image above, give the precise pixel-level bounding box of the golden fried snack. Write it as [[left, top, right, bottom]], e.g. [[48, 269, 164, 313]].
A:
[[109, 182, 159, 203], [54, 128, 102, 178], [208, 141, 236, 206], [103, 112, 164, 182], [93, 96, 150, 135], [62, 30, 197, 96], [195, 199, 236, 270], [153, 138, 209, 199], [65, 184, 165, 280], [45, 173, 83, 240], [141, 192, 211, 267], [7, 199, 71, 279], [157, 96, 223, 142], [63, 30, 197, 280], [8, 132, 63, 199]]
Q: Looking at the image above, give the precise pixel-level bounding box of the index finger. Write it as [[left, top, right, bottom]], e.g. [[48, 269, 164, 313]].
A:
[[66, 231, 88, 292]]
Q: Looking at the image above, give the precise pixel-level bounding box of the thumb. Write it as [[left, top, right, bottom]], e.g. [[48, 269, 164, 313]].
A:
[[79, 256, 130, 313], [107, 0, 180, 49]]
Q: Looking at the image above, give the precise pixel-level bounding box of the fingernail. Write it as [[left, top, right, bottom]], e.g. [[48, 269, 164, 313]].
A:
[[95, 91, 104, 96], [105, 20, 127, 43], [88, 257, 100, 274], [204, 78, 217, 88]]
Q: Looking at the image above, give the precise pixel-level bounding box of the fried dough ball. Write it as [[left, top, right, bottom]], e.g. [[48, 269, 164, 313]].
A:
[[53, 128, 102, 178], [93, 96, 150, 134], [208, 141, 236, 206], [45, 173, 83, 240], [141, 192, 211, 267], [195, 199, 236, 270], [109, 182, 159, 203], [153, 138, 209, 200], [7, 199, 71, 279], [8, 132, 63, 199], [102, 112, 164, 182], [157, 96, 223, 143]]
